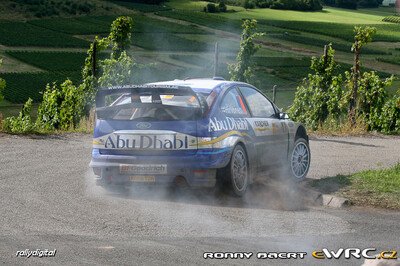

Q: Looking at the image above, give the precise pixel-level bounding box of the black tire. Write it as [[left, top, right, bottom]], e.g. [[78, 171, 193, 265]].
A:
[[287, 137, 310, 182], [218, 145, 249, 197]]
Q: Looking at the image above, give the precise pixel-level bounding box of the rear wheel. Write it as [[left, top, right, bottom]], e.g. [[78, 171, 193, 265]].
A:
[[218, 145, 249, 197], [288, 138, 310, 182]]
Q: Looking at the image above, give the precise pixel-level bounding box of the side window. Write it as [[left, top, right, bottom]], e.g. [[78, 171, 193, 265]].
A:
[[220, 88, 248, 116], [239, 87, 275, 118]]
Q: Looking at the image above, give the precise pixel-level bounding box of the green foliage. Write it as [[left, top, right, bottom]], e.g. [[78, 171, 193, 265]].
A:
[[6, 51, 87, 71], [81, 16, 135, 112], [356, 72, 394, 131], [36, 80, 84, 131], [205, 3, 219, 13], [28, 17, 111, 34], [113, 0, 166, 4], [272, 32, 388, 55], [28, 15, 207, 35], [0, 21, 89, 47], [0, 59, 5, 103], [2, 71, 81, 103], [229, 19, 265, 82], [219, 1, 228, 12], [257, 20, 400, 43], [111, 1, 171, 12], [132, 33, 209, 51], [109, 16, 134, 59], [157, 10, 243, 33], [270, 0, 322, 11], [10, 0, 96, 18], [204, 1, 229, 12], [352, 26, 377, 52], [380, 94, 400, 134], [288, 45, 344, 129], [382, 16, 400, 24], [348, 26, 377, 126], [3, 98, 36, 133], [97, 51, 133, 87]]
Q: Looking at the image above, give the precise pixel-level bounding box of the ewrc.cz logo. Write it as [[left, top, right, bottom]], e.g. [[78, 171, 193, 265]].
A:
[[312, 248, 398, 260]]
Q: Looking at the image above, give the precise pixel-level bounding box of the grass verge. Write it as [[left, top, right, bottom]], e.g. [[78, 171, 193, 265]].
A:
[[310, 164, 400, 210]]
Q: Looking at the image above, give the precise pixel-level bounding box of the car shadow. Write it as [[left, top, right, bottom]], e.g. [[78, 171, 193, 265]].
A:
[[311, 137, 381, 148], [100, 177, 321, 211]]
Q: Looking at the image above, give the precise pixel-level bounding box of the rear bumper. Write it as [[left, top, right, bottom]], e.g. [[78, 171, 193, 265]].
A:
[[89, 148, 232, 187]]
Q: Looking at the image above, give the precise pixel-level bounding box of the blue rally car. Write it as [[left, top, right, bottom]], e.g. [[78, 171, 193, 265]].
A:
[[90, 78, 310, 196]]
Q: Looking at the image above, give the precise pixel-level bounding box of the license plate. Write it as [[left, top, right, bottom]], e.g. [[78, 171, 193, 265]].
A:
[[130, 175, 155, 182], [120, 164, 167, 175]]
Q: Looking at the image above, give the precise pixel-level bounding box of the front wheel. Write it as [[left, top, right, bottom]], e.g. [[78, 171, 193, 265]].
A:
[[288, 138, 311, 182]]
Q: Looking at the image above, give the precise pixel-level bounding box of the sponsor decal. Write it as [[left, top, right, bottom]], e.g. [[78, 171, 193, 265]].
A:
[[209, 117, 248, 132], [120, 164, 167, 174], [93, 131, 197, 150], [221, 106, 245, 114], [105, 134, 189, 150], [136, 122, 151, 129], [254, 121, 269, 127]]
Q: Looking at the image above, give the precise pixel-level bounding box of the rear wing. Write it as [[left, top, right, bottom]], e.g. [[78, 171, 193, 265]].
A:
[[95, 84, 209, 114]]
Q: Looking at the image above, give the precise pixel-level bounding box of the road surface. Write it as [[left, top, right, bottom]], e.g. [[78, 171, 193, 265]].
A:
[[0, 134, 399, 265]]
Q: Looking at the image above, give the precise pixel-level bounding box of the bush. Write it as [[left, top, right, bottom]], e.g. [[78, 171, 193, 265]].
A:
[[36, 80, 84, 131], [219, 1, 228, 11], [242, 0, 256, 8], [356, 71, 394, 131], [270, 0, 322, 10], [289, 45, 344, 129], [380, 94, 400, 133], [3, 98, 36, 133], [335, 0, 357, 9], [358, 0, 379, 7], [205, 3, 219, 12]]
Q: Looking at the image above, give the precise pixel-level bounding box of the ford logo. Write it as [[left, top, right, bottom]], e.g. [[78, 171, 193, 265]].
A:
[[136, 122, 151, 129]]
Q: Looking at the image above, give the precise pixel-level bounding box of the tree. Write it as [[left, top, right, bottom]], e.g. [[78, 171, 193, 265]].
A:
[[81, 16, 134, 113], [229, 19, 264, 83], [218, 1, 227, 12], [348, 26, 376, 126], [109, 16, 134, 59]]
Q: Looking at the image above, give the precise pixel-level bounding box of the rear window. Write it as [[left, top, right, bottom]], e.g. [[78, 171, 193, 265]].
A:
[[97, 91, 203, 121]]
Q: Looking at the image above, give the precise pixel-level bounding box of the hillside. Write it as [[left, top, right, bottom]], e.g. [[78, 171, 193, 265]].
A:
[[0, 0, 399, 117]]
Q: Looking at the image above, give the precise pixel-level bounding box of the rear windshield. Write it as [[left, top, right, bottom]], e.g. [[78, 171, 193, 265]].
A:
[[97, 91, 204, 121]]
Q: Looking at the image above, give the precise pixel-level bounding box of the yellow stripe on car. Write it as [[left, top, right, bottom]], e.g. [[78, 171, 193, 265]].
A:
[[196, 131, 248, 147]]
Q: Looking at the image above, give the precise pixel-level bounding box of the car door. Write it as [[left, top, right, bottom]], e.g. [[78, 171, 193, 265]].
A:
[[238, 86, 288, 168]]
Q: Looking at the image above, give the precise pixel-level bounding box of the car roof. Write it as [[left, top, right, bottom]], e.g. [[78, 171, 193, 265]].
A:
[[148, 79, 240, 94]]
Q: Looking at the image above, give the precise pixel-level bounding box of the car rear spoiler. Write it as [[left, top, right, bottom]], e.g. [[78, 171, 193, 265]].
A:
[[95, 84, 209, 113]]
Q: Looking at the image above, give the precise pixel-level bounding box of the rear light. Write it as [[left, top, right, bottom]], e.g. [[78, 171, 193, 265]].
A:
[[193, 169, 208, 174]]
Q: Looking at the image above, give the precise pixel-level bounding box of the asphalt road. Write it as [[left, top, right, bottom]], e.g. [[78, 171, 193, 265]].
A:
[[0, 134, 399, 266]]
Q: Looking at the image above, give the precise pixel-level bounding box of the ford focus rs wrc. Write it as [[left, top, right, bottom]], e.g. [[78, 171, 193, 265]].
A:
[[90, 78, 310, 196]]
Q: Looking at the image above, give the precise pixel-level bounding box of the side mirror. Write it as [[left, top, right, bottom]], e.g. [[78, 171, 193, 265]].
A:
[[279, 112, 289, 120]]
